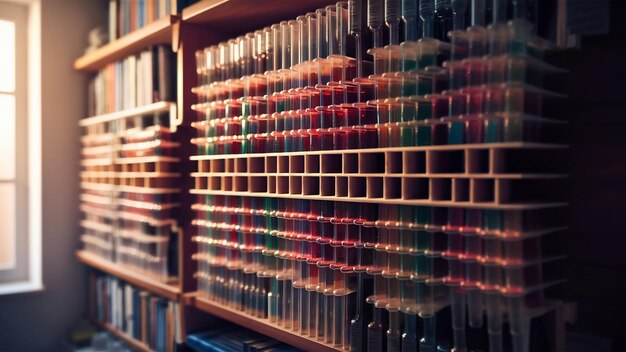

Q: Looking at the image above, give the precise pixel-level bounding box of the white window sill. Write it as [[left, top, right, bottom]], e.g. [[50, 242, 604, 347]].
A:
[[0, 280, 44, 296]]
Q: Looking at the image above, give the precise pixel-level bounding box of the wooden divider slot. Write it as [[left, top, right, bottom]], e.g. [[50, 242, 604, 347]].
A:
[[266, 156, 277, 173], [289, 176, 302, 195], [195, 177, 209, 189], [211, 159, 225, 173], [223, 176, 233, 191], [198, 160, 210, 173], [367, 177, 384, 198], [277, 176, 289, 194], [267, 176, 277, 193], [290, 155, 304, 173], [404, 151, 426, 174], [249, 157, 264, 173], [360, 153, 385, 173], [321, 176, 335, 196], [226, 158, 235, 173], [336, 177, 348, 197], [322, 154, 342, 173], [403, 177, 429, 200], [349, 177, 366, 198], [344, 153, 358, 174], [235, 158, 247, 173], [467, 149, 489, 174], [386, 152, 403, 174], [303, 176, 320, 195], [209, 176, 221, 190], [453, 178, 470, 202], [234, 176, 247, 192], [278, 156, 289, 173], [496, 179, 510, 204], [472, 179, 495, 203], [431, 178, 452, 201], [384, 177, 402, 199], [428, 150, 465, 174], [249, 176, 267, 193], [305, 155, 320, 173]]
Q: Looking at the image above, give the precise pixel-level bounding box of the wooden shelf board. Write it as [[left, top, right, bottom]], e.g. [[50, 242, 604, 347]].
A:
[[192, 295, 342, 352], [74, 16, 176, 72], [189, 142, 569, 160], [189, 189, 568, 210], [76, 250, 180, 301], [182, 0, 338, 36], [96, 321, 153, 352], [79, 101, 176, 127]]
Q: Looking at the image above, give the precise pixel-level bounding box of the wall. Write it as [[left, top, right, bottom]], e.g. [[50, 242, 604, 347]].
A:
[[0, 0, 106, 350]]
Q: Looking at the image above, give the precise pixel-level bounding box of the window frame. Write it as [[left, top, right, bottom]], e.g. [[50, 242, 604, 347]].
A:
[[0, 0, 42, 296]]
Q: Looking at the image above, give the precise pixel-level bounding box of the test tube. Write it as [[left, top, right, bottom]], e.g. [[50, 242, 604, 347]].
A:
[[289, 19, 304, 88], [434, 0, 453, 41], [254, 30, 265, 74], [402, 0, 419, 41], [420, 0, 435, 38], [315, 8, 332, 84], [385, 0, 401, 45], [301, 13, 319, 87], [327, 5, 340, 57], [331, 2, 357, 83], [446, 208, 467, 352], [451, 0, 468, 30], [491, 0, 507, 25], [280, 21, 291, 70], [349, 0, 363, 79], [471, 0, 485, 27], [307, 12, 318, 62], [229, 38, 239, 79], [484, 235, 504, 352], [368, 0, 385, 49]]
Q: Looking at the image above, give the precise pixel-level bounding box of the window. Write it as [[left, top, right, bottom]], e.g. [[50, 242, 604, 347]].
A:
[[0, 0, 41, 295]]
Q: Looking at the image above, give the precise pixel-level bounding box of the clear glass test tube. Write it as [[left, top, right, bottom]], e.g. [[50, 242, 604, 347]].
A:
[[402, 0, 419, 41]]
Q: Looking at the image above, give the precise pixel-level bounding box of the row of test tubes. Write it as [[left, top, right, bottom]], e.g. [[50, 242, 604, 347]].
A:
[[192, 1, 562, 156], [191, 0, 565, 351], [80, 113, 182, 283]]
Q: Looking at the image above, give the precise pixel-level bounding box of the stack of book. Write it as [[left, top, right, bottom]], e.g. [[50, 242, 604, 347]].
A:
[[89, 273, 184, 351]]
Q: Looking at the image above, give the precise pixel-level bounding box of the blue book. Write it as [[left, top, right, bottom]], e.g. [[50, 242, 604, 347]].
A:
[[132, 290, 140, 339], [137, 0, 144, 28]]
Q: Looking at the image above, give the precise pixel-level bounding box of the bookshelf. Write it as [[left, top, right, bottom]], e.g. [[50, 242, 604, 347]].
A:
[[74, 15, 177, 71], [75, 1, 568, 351]]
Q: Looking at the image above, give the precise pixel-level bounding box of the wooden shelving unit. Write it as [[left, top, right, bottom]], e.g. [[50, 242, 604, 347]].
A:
[[74, 0, 448, 352], [189, 294, 342, 352], [74, 15, 177, 71], [76, 250, 180, 301]]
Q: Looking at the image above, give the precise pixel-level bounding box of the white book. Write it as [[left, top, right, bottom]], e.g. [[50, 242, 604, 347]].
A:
[[128, 55, 136, 109], [125, 285, 133, 336], [110, 278, 117, 327], [108, 0, 117, 43], [145, 49, 153, 105]]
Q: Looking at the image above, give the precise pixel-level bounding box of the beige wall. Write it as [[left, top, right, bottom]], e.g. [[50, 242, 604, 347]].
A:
[[0, 0, 107, 350]]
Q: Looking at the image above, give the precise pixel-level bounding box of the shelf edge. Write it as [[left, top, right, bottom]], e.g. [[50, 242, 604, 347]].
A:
[[76, 250, 181, 301], [192, 295, 342, 352]]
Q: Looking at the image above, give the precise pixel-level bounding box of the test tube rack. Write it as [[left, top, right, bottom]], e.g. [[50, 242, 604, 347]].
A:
[[79, 101, 183, 283], [187, 1, 568, 352]]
